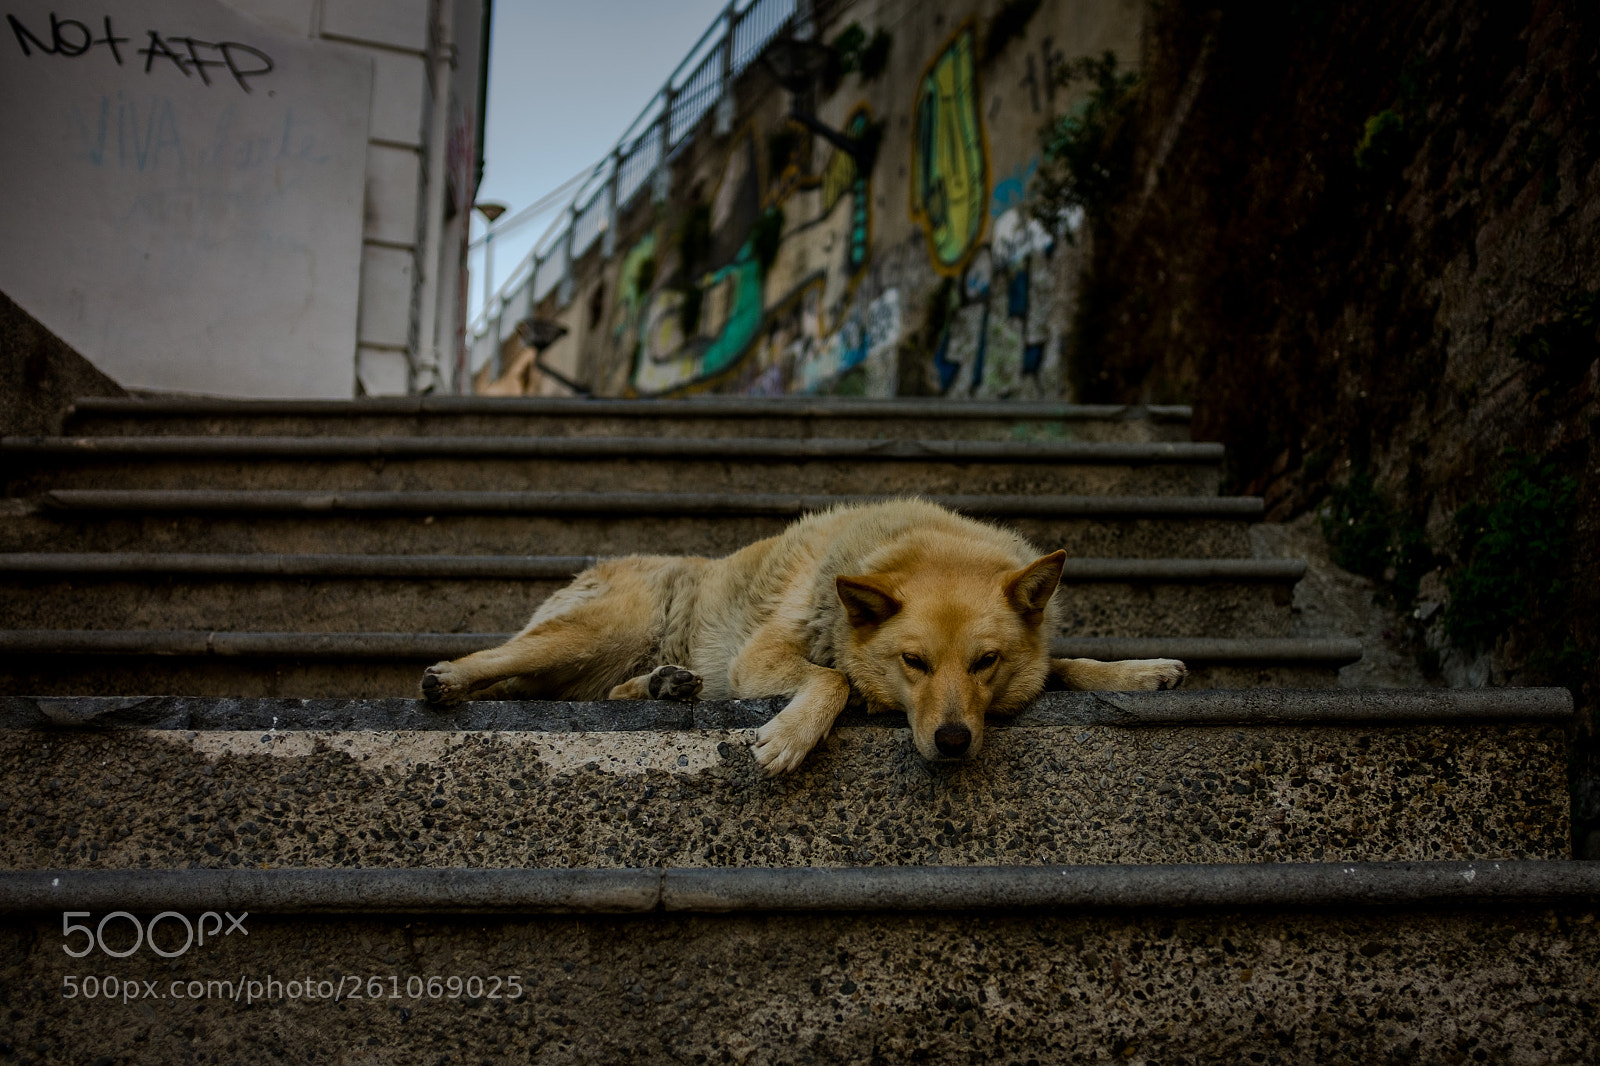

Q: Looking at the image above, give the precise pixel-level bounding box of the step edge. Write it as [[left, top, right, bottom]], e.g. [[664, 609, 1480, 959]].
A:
[[67, 397, 1195, 421], [0, 554, 1305, 582], [38, 490, 1267, 517], [0, 631, 1363, 663], [5, 436, 1226, 463], [0, 688, 1573, 731], [2, 861, 1594, 915]]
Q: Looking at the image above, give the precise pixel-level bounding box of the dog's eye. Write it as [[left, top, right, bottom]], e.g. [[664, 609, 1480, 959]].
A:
[[901, 653, 929, 673], [970, 652, 1000, 673]]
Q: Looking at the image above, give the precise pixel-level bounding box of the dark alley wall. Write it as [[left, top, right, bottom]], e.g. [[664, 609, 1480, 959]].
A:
[[1080, 0, 1599, 839], [1, 291, 124, 437]]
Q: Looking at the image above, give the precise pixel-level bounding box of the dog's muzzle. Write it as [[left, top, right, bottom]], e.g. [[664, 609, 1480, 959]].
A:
[[934, 724, 972, 758]]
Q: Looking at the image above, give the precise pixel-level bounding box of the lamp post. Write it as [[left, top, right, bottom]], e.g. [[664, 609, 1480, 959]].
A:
[[515, 317, 592, 396], [474, 201, 508, 326], [759, 36, 879, 172]]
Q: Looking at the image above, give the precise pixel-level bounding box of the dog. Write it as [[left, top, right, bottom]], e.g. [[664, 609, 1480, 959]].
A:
[[420, 498, 1186, 774]]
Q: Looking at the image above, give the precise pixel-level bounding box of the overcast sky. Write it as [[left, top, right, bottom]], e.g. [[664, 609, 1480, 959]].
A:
[[469, 0, 731, 320]]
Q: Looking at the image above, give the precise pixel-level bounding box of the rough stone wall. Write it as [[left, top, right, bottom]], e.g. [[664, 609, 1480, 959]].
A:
[[509, 0, 1141, 400], [0, 290, 123, 438], [1072, 1, 1600, 847]]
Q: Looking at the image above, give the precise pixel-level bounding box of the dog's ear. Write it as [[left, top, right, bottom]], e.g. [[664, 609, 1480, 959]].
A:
[[1003, 550, 1066, 623], [836, 575, 902, 628]]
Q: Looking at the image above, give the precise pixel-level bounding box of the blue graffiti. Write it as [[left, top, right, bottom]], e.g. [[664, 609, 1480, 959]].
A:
[[990, 159, 1038, 218]]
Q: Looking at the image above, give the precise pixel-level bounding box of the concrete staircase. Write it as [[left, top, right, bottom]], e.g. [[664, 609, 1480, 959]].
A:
[[0, 395, 1593, 1063]]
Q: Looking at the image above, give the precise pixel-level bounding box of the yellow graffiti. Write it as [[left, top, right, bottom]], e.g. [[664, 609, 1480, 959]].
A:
[[910, 28, 987, 272], [821, 143, 857, 214]]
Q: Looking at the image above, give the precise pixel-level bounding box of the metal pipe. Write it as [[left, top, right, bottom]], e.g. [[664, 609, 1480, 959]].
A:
[[415, 3, 457, 394]]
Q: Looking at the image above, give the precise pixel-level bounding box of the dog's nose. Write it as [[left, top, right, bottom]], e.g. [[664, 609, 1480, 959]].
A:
[[934, 724, 971, 757]]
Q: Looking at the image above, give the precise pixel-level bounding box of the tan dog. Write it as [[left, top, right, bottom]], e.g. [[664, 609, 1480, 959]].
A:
[[421, 498, 1185, 774]]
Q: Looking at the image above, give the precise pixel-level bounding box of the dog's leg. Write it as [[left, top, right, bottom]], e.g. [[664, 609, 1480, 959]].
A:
[[422, 578, 653, 706], [1052, 657, 1187, 691], [732, 627, 852, 775], [608, 664, 704, 701]]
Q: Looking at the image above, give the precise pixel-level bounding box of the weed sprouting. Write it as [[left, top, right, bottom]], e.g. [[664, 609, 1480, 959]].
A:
[[1031, 52, 1140, 240], [1321, 469, 1433, 606], [1445, 453, 1578, 652]]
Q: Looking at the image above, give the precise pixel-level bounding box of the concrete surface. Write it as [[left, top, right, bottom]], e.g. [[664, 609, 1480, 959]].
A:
[[64, 397, 1195, 442], [9, 449, 1221, 497], [0, 508, 1262, 558], [0, 717, 1567, 870], [1, 904, 1595, 1063], [0, 573, 1298, 637]]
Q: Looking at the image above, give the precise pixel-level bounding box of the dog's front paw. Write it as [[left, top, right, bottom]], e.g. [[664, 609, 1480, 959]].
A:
[[1129, 658, 1187, 690], [751, 708, 825, 776], [648, 664, 703, 702], [421, 661, 467, 707]]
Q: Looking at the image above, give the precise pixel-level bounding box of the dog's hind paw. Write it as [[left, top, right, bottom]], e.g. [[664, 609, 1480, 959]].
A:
[[648, 664, 703, 701], [421, 661, 467, 707]]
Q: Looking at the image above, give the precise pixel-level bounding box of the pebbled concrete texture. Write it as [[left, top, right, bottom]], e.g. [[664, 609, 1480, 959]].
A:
[[0, 721, 1567, 871], [1, 905, 1596, 1063], [0, 510, 1259, 558], [0, 574, 1295, 638]]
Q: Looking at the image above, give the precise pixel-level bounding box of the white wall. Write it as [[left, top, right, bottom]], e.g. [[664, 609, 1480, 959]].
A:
[[1, 0, 484, 399], [0, 0, 372, 398]]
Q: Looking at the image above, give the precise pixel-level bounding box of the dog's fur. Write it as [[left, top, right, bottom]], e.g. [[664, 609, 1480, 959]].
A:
[[421, 499, 1185, 773]]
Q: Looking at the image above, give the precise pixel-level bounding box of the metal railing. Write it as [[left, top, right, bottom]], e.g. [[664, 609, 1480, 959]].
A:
[[468, 0, 811, 383]]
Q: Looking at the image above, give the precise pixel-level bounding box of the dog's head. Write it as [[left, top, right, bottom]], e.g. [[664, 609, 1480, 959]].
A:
[[835, 549, 1064, 762]]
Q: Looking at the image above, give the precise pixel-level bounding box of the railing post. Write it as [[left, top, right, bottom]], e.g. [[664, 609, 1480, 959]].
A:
[[794, 0, 814, 40], [490, 292, 506, 381], [558, 205, 578, 307], [714, 0, 739, 136], [603, 148, 622, 258], [653, 87, 675, 203]]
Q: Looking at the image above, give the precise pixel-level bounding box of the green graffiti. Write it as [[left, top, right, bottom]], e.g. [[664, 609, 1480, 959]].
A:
[[697, 241, 765, 378], [613, 232, 657, 341], [912, 29, 987, 271]]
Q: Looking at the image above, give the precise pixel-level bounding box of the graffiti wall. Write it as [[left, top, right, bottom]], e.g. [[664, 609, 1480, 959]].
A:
[[502, 0, 1139, 400]]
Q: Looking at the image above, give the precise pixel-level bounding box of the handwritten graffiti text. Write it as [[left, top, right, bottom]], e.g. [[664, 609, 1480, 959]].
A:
[[8, 12, 274, 92]]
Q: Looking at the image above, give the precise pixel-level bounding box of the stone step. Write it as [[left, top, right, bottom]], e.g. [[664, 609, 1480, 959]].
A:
[[0, 689, 1569, 870], [62, 396, 1195, 442], [0, 491, 1262, 557], [0, 631, 1362, 695], [0, 554, 1304, 638], [3, 436, 1223, 496], [4, 862, 1595, 1063]]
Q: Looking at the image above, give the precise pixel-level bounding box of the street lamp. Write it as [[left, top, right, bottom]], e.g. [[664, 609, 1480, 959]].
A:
[[759, 36, 880, 172], [474, 201, 509, 323], [514, 316, 591, 396]]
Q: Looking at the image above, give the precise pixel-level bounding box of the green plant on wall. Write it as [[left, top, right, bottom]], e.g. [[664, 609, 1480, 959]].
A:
[[983, 0, 1042, 63], [1031, 51, 1139, 241], [1354, 108, 1406, 173], [1320, 469, 1433, 607], [1445, 453, 1578, 653], [858, 29, 891, 80], [1511, 290, 1600, 387], [768, 125, 802, 182], [831, 24, 891, 81], [750, 206, 785, 273], [673, 202, 713, 336]]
